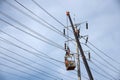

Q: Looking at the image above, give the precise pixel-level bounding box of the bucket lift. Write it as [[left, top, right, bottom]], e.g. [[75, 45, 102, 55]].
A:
[[65, 54, 76, 70], [64, 47, 76, 70]]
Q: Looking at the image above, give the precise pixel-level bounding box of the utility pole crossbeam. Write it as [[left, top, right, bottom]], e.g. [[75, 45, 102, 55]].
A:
[[66, 11, 94, 80]]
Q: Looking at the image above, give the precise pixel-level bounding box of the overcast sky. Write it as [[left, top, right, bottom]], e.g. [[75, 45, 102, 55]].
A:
[[0, 0, 120, 80]]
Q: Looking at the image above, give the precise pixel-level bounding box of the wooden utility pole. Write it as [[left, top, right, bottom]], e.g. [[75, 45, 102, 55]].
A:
[[76, 43, 81, 80]]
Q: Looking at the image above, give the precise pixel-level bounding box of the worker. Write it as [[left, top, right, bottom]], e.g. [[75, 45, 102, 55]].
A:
[[66, 46, 70, 55], [65, 57, 69, 67], [75, 27, 80, 38]]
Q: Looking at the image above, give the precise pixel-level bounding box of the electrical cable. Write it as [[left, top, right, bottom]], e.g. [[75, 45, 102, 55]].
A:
[[0, 11, 64, 53], [4, 0, 63, 37], [92, 57, 119, 74], [85, 44, 120, 73], [0, 18, 64, 50], [0, 45, 76, 80], [0, 62, 44, 80], [4, 0, 73, 40], [0, 37, 77, 78], [80, 61, 113, 80], [31, 0, 66, 28], [91, 61, 117, 80], [31, 0, 74, 34], [89, 41, 120, 65], [0, 52, 61, 80], [90, 67, 112, 80], [83, 37, 120, 65], [14, 0, 63, 35], [0, 29, 66, 65], [0, 69, 31, 80]]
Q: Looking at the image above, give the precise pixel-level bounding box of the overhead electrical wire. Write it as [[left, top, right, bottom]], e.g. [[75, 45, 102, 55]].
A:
[[0, 12, 74, 62], [82, 37, 120, 66], [0, 37, 77, 79], [3, 0, 75, 48], [0, 29, 66, 65], [0, 18, 64, 50], [31, 0, 66, 28], [90, 67, 112, 80], [81, 42, 120, 74], [4, 0, 70, 40], [4, 0, 72, 40], [91, 57, 119, 74], [0, 12, 64, 61], [0, 52, 61, 80], [85, 44, 120, 73], [0, 62, 44, 80], [91, 61, 117, 80], [0, 45, 76, 80], [0, 36, 64, 68], [14, 0, 63, 35], [88, 41, 120, 65], [4, 0, 62, 37], [31, 0, 74, 34], [0, 69, 31, 80], [80, 61, 112, 80]]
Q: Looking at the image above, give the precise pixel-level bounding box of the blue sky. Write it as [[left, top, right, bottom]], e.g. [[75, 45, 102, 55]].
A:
[[0, 0, 120, 80]]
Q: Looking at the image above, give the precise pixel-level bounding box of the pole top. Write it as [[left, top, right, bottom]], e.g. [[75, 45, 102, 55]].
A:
[[66, 11, 70, 16]]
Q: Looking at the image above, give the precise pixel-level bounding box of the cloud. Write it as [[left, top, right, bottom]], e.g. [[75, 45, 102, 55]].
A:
[[0, 0, 120, 80]]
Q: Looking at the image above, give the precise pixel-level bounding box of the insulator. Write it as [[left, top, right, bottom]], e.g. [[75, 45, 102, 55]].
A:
[[88, 52, 91, 61], [63, 29, 65, 35], [85, 36, 88, 44], [64, 43, 66, 50], [86, 22, 88, 29]]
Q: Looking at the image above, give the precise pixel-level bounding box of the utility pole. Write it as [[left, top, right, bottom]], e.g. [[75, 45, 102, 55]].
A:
[[66, 11, 94, 80], [76, 43, 81, 80]]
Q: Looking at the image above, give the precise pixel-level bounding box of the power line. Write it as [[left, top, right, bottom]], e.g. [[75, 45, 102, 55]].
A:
[[90, 41, 120, 64], [0, 18, 64, 50], [0, 11, 64, 50], [0, 52, 62, 80], [0, 69, 31, 80], [4, 0, 70, 40], [14, 0, 63, 35], [4, 0, 72, 40], [0, 36, 63, 67], [0, 62, 44, 80], [3, 0, 76, 48], [4, 0, 63, 37], [0, 29, 66, 65], [0, 45, 76, 80], [85, 44, 120, 73], [90, 67, 112, 80], [31, 0, 66, 28], [83, 37, 120, 66], [0, 12, 66, 64], [31, 0, 75, 40], [80, 61, 112, 80], [0, 37, 77, 79], [0, 17, 74, 73], [31, 0, 75, 36], [92, 57, 119, 74], [91, 61, 117, 80]]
